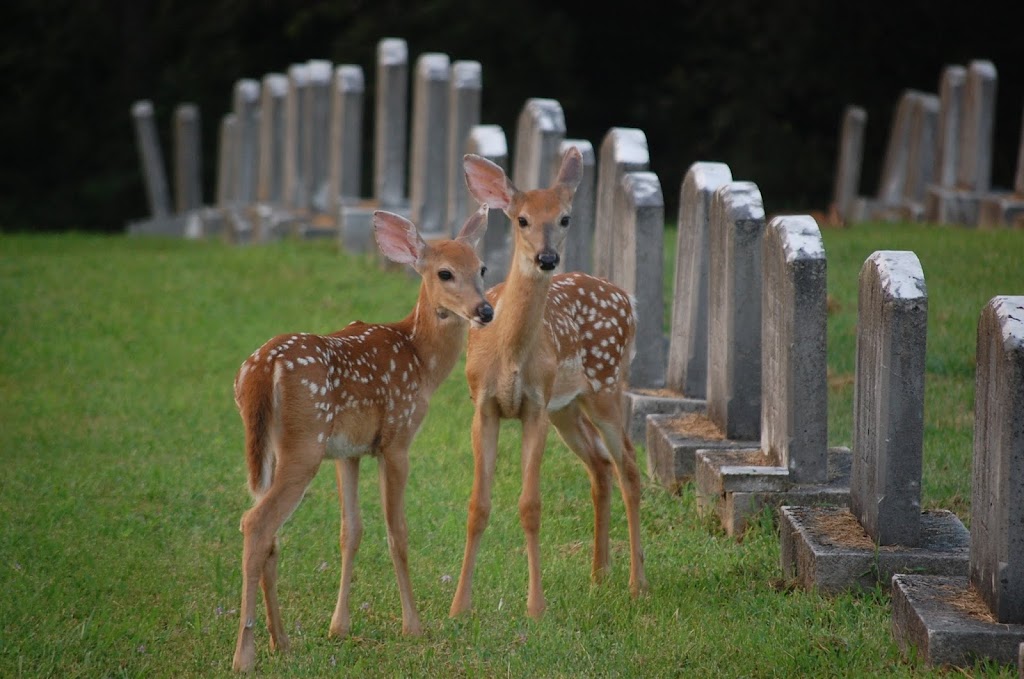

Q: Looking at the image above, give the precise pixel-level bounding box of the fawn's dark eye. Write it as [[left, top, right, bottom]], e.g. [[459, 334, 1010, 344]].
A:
[[480, 266, 487, 277], [438, 270, 453, 281], [559, 216, 570, 227], [518, 216, 528, 227]]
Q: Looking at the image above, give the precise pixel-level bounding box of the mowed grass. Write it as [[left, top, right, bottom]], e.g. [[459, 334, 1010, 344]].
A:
[[1, 222, 1022, 678]]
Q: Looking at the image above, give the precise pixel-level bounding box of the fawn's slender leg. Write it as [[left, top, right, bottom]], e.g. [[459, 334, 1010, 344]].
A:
[[260, 537, 287, 651], [330, 458, 361, 638], [586, 391, 648, 597], [378, 446, 422, 635], [550, 402, 613, 581], [234, 458, 319, 673], [450, 404, 500, 616], [519, 404, 550, 618]]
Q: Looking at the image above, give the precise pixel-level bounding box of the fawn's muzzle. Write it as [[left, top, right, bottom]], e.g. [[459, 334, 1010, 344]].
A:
[[536, 251, 559, 271], [476, 302, 494, 324]]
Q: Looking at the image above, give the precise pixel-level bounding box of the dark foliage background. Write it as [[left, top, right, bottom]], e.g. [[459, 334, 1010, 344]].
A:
[[1, 0, 1020, 232]]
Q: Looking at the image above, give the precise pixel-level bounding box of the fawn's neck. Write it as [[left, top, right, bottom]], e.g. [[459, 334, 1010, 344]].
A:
[[399, 284, 469, 390], [492, 259, 553, 364]]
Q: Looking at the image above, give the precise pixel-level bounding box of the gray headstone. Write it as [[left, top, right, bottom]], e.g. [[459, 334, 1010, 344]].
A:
[[232, 79, 261, 206], [970, 295, 1024, 623], [374, 38, 409, 208], [445, 60, 482, 236], [408, 53, 451, 236], [284, 63, 310, 210], [130, 100, 171, 218], [902, 93, 939, 205], [593, 128, 649, 281], [707, 181, 765, 441], [667, 161, 733, 398], [1015, 107, 1024, 196], [304, 59, 334, 213], [956, 60, 998, 193], [934, 65, 966, 190], [257, 73, 288, 206], [558, 139, 596, 275], [327, 65, 365, 212], [876, 90, 922, 207], [215, 113, 237, 208], [173, 103, 202, 213], [614, 171, 666, 389], [465, 124, 510, 286], [831, 106, 866, 224], [511, 98, 566, 192], [761, 216, 828, 484], [850, 250, 927, 546]]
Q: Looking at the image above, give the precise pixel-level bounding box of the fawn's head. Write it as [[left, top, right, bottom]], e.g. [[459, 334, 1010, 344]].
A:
[[373, 208, 494, 327], [463, 146, 583, 276]]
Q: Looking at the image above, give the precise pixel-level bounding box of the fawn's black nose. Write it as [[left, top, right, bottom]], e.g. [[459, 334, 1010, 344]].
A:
[[536, 251, 559, 271], [477, 302, 494, 324]]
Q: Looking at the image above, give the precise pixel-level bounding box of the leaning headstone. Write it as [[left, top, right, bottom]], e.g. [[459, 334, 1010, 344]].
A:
[[326, 65, 364, 214], [408, 53, 451, 237], [873, 90, 920, 215], [979, 106, 1024, 228], [695, 216, 851, 536], [304, 59, 334, 215], [444, 60, 482, 237], [924, 65, 967, 223], [465, 124, 510, 287], [892, 296, 1024, 668], [645, 181, 765, 491], [614, 171, 666, 389], [898, 93, 939, 220], [779, 250, 967, 592], [593, 128, 649, 281], [130, 100, 171, 220], [831, 106, 866, 224], [558, 139, 596, 275], [173, 103, 202, 214], [511, 98, 566, 191]]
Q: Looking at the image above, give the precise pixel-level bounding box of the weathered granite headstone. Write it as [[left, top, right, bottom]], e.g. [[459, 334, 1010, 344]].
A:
[[644, 181, 765, 490], [979, 106, 1024, 228], [511, 98, 566, 192], [924, 65, 966, 223], [173, 103, 202, 214], [327, 65, 364, 214], [695, 216, 851, 536], [304, 59, 334, 214], [892, 296, 1024, 668], [257, 74, 289, 206], [465, 124, 510, 287], [614, 171, 665, 389], [874, 90, 920, 214], [408, 53, 451, 237], [831, 106, 866, 224], [216, 113, 237, 211], [130, 100, 171, 220], [593, 128, 649, 281], [899, 93, 939, 220], [557, 139, 596, 276], [284, 63, 310, 212], [232, 79, 261, 208], [444, 60, 482, 237], [779, 252, 967, 593]]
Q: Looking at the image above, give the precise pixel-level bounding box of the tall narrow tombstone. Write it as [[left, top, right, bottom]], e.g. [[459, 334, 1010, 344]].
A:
[[956, 59, 998, 194], [899, 93, 939, 219], [304, 59, 334, 213], [465, 124, 510, 287], [257, 74, 289, 206], [130, 100, 171, 219], [215, 113, 237, 210], [327, 65, 364, 214], [593, 128, 649, 281], [924, 65, 967, 223], [445, 60, 482, 236], [374, 38, 409, 209], [173, 103, 202, 214], [831, 106, 866, 224], [283, 63, 310, 212], [668, 162, 733, 399], [778, 250, 967, 592], [408, 53, 451, 236], [511, 98, 566, 192], [558, 139, 596, 275], [695, 215, 852, 536], [232, 79, 261, 207], [874, 90, 922, 215], [892, 296, 1024, 668], [614, 171, 665, 389]]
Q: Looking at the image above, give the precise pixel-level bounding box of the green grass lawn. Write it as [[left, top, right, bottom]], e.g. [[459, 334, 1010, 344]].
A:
[[1, 223, 1022, 677]]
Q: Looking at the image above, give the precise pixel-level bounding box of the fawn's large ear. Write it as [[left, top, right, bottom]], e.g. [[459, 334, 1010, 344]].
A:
[[464, 154, 515, 212], [554, 145, 583, 193], [455, 205, 488, 250], [373, 210, 427, 266]]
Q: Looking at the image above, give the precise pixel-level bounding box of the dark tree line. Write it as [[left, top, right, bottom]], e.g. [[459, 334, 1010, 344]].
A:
[[1, 0, 1020, 232]]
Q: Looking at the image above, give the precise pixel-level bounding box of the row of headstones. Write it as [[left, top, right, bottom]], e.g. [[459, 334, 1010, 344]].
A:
[[632, 158, 1024, 669], [830, 58, 1024, 228]]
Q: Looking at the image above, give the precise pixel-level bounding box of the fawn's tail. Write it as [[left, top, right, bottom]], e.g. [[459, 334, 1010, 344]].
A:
[[235, 362, 276, 499]]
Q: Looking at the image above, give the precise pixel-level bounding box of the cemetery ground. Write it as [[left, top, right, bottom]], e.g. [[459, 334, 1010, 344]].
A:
[[2, 221, 1022, 677]]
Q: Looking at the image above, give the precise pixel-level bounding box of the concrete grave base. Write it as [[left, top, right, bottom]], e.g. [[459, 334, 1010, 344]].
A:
[[694, 446, 852, 536], [644, 412, 755, 492], [339, 201, 410, 257], [924, 186, 981, 226], [978, 192, 1024, 229], [623, 389, 705, 445], [778, 505, 969, 595], [891, 574, 1024, 670]]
